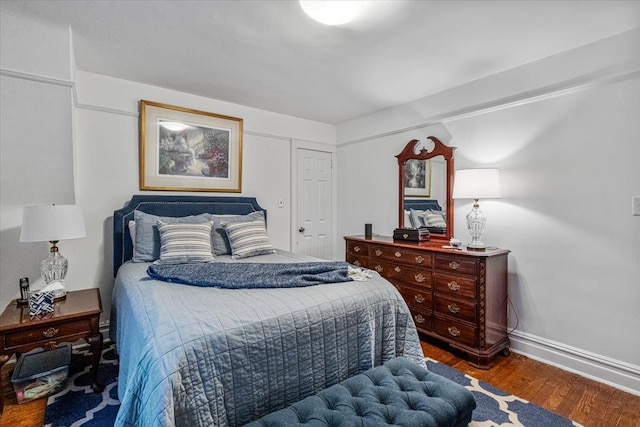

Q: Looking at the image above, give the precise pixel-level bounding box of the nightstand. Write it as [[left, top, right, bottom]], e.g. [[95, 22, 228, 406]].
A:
[[0, 288, 104, 414]]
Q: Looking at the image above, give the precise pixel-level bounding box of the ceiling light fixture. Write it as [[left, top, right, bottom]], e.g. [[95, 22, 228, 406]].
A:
[[299, 1, 365, 26]]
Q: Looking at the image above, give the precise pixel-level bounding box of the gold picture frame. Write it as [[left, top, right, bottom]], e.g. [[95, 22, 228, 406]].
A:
[[139, 100, 243, 192]]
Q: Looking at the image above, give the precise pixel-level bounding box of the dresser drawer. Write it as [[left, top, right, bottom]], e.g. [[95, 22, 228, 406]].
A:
[[371, 261, 431, 287], [347, 241, 369, 257], [409, 308, 433, 331], [346, 254, 369, 268], [434, 255, 477, 276], [369, 245, 432, 267], [4, 318, 92, 349], [434, 293, 476, 323], [434, 316, 477, 347], [394, 282, 433, 311], [434, 274, 476, 299]]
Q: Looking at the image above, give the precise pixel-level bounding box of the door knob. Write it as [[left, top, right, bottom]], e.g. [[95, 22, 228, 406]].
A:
[[298, 227, 305, 233]]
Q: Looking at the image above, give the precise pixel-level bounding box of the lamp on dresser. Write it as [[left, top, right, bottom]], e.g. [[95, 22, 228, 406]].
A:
[[452, 169, 501, 250], [20, 204, 86, 299]]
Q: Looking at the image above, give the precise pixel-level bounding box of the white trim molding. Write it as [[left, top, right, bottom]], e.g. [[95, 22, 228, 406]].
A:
[[509, 330, 640, 396]]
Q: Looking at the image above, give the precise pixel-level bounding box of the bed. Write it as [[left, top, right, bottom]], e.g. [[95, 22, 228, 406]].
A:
[[404, 199, 447, 233], [109, 195, 423, 426]]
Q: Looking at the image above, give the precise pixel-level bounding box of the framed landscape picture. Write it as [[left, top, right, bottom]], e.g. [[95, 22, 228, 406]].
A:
[[139, 100, 243, 192], [404, 159, 431, 197]]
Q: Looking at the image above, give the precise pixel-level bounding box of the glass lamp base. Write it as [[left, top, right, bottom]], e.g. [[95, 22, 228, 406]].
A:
[[41, 250, 68, 300], [466, 204, 488, 251]]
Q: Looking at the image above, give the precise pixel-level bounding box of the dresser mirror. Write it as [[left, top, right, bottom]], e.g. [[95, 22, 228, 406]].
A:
[[396, 137, 456, 243]]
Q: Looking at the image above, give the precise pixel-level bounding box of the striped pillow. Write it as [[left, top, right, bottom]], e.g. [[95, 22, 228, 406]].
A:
[[221, 219, 275, 259], [156, 221, 215, 264]]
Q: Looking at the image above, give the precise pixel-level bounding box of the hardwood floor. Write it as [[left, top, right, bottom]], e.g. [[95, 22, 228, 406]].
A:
[[421, 340, 640, 427], [1, 340, 638, 426]]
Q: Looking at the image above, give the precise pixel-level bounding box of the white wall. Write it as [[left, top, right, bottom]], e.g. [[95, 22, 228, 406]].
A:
[[337, 29, 640, 394], [0, 11, 336, 321], [0, 9, 76, 306]]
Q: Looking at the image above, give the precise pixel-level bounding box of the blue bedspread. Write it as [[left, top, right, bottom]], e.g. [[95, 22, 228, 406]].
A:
[[147, 261, 351, 288], [110, 251, 423, 427]]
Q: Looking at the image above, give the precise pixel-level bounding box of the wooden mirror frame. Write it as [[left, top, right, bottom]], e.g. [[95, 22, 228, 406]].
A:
[[396, 137, 456, 243]]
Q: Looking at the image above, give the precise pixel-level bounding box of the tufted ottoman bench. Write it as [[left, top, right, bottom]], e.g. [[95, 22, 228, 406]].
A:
[[245, 357, 475, 427]]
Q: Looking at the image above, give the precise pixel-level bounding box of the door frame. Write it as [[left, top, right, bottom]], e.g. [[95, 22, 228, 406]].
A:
[[290, 139, 338, 260]]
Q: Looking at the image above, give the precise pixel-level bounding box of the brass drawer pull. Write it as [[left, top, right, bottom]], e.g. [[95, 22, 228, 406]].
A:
[[353, 245, 361, 253], [414, 314, 426, 324], [374, 265, 383, 273], [448, 261, 460, 270], [447, 281, 460, 291], [448, 303, 461, 314], [394, 266, 402, 273], [414, 294, 425, 304], [43, 327, 59, 338], [353, 260, 361, 267], [415, 256, 424, 264], [394, 251, 402, 258], [414, 273, 426, 283], [375, 249, 383, 257], [448, 326, 461, 337]]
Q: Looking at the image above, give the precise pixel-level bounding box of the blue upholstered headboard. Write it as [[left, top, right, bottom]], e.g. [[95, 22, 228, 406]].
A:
[[113, 195, 266, 276], [404, 199, 443, 212]]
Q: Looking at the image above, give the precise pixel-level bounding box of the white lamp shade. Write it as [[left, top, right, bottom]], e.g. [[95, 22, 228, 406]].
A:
[[20, 205, 86, 242], [453, 169, 502, 200]]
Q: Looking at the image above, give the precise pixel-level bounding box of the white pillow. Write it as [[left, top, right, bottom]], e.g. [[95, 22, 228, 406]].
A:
[[128, 220, 136, 251], [423, 212, 446, 228]]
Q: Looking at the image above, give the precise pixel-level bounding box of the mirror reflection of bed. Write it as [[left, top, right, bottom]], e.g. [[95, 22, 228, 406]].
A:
[[396, 137, 455, 243], [109, 195, 424, 426]]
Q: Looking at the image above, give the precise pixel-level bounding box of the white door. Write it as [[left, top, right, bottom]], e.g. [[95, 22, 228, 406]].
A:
[[296, 148, 333, 259]]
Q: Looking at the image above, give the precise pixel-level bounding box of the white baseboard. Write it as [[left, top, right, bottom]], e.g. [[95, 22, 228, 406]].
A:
[[509, 330, 640, 396]]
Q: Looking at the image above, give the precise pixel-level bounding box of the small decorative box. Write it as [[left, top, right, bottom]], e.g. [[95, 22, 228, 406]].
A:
[[28, 291, 55, 317], [393, 227, 430, 242]]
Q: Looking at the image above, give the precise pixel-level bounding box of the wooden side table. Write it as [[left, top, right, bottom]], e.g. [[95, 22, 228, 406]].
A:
[[0, 288, 104, 415]]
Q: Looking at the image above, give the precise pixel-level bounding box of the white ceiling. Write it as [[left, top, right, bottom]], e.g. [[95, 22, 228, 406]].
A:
[[4, 1, 640, 124]]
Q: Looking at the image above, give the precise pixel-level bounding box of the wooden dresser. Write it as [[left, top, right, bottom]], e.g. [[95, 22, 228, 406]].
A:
[[345, 235, 510, 369]]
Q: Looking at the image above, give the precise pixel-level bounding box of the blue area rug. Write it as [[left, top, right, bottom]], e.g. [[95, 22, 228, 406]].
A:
[[425, 357, 583, 427], [44, 344, 582, 426], [44, 341, 119, 427]]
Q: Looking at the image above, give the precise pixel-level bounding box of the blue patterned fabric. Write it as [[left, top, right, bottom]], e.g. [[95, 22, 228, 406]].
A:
[[110, 251, 423, 426], [245, 357, 475, 427], [147, 260, 351, 288], [44, 342, 119, 427], [29, 291, 55, 316]]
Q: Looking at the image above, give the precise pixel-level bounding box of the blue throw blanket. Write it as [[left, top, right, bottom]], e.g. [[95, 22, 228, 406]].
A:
[[147, 261, 352, 289]]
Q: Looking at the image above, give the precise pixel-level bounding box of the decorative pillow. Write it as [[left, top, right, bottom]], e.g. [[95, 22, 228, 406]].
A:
[[156, 221, 215, 264], [423, 212, 446, 228], [207, 211, 265, 255], [128, 221, 136, 250], [409, 209, 427, 228], [404, 210, 411, 227], [133, 211, 211, 262], [221, 219, 275, 259]]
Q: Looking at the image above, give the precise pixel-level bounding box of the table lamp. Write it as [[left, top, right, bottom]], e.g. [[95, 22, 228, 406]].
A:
[[452, 169, 501, 250], [20, 204, 86, 299]]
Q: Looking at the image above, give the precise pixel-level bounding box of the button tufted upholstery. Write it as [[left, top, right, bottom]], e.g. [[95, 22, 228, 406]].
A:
[[244, 357, 475, 427]]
